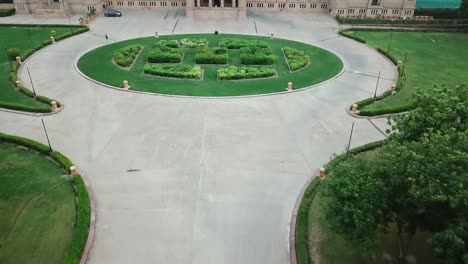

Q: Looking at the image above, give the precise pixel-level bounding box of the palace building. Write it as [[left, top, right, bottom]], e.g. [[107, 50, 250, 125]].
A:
[[13, 0, 416, 19]]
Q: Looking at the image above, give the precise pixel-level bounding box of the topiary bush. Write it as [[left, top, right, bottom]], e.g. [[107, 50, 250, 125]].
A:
[[147, 46, 183, 63], [7, 48, 21, 60], [194, 47, 228, 64], [179, 38, 208, 48], [144, 64, 202, 79], [219, 39, 268, 49], [217, 66, 277, 80], [0, 8, 15, 17], [240, 46, 275, 65], [113, 45, 141, 68], [283, 47, 310, 72]]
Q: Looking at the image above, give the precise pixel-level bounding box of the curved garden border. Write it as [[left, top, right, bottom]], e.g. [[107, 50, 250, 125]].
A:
[[74, 35, 347, 99], [0, 131, 96, 264], [76, 34, 346, 98], [0, 24, 89, 114], [289, 140, 387, 264]]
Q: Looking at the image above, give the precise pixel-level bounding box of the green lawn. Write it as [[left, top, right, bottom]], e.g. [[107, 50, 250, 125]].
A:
[[303, 150, 436, 264], [78, 34, 344, 96], [349, 31, 468, 113], [0, 143, 75, 264], [0, 26, 71, 109]]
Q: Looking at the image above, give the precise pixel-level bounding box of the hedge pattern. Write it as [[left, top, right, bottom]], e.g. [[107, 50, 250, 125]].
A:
[[144, 64, 202, 79], [147, 46, 183, 63], [336, 16, 468, 25], [219, 39, 268, 49], [0, 132, 91, 264], [179, 38, 208, 48], [113, 45, 142, 68], [414, 8, 461, 19], [217, 66, 277, 80], [0, 25, 89, 113], [283, 47, 310, 72], [194, 47, 228, 64], [0, 8, 15, 17], [240, 46, 275, 65]]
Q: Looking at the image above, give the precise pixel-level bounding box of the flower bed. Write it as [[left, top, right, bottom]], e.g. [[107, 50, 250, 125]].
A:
[[194, 47, 228, 64], [217, 66, 277, 80], [179, 38, 208, 48], [147, 45, 183, 63], [219, 39, 268, 49], [240, 46, 276, 65], [283, 47, 310, 72], [113, 45, 142, 68], [144, 64, 202, 79]]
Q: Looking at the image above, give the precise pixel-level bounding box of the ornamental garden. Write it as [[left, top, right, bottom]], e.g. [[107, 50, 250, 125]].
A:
[[78, 34, 343, 96]]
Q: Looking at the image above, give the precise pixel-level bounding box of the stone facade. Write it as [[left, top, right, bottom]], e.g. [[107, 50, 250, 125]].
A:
[[14, 0, 415, 19]]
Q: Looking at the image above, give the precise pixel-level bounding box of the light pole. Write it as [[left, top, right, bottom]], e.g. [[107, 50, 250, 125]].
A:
[[346, 122, 355, 153], [26, 67, 37, 97], [373, 71, 381, 100], [41, 118, 53, 153], [61, 0, 74, 33]]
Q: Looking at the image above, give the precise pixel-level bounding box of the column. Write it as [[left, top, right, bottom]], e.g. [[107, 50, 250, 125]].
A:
[[208, 0, 212, 7], [197, 0, 200, 7], [220, 0, 224, 7]]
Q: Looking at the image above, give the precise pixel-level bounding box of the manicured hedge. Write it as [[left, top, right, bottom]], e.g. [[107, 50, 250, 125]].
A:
[[113, 45, 141, 68], [283, 47, 310, 72], [414, 8, 460, 19], [219, 39, 268, 49], [64, 174, 91, 264], [179, 38, 207, 48], [194, 47, 228, 64], [147, 46, 183, 63], [336, 16, 468, 25], [0, 8, 15, 17], [295, 176, 322, 264], [217, 66, 277, 80], [348, 139, 387, 155], [359, 103, 413, 116], [338, 31, 367, 43], [0, 132, 91, 264], [0, 25, 89, 113], [153, 39, 179, 48], [144, 64, 202, 79], [240, 46, 275, 65]]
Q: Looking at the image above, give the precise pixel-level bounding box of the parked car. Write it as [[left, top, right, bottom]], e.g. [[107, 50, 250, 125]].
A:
[[104, 9, 122, 17]]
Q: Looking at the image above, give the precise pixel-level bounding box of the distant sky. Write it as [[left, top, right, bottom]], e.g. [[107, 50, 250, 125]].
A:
[[416, 0, 461, 9]]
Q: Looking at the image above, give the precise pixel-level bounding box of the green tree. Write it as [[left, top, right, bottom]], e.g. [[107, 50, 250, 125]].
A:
[[387, 84, 467, 142], [461, 0, 468, 19], [429, 221, 468, 264]]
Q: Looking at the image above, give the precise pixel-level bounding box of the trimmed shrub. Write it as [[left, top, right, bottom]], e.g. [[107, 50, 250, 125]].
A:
[[414, 8, 460, 19], [348, 139, 387, 155], [51, 151, 73, 172], [113, 45, 141, 67], [338, 31, 367, 43], [64, 174, 91, 264], [376, 47, 398, 65], [179, 38, 208, 48], [153, 40, 179, 48], [194, 47, 228, 64], [147, 46, 183, 63], [359, 103, 414, 116], [283, 47, 310, 72], [0, 8, 15, 17], [240, 46, 275, 65], [7, 48, 20, 60], [35, 95, 61, 107], [336, 16, 468, 25], [144, 64, 202, 79], [0, 132, 51, 154], [219, 39, 268, 49], [217, 66, 277, 80], [18, 85, 35, 97]]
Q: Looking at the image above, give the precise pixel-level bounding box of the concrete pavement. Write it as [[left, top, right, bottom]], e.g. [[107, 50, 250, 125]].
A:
[[0, 11, 395, 264]]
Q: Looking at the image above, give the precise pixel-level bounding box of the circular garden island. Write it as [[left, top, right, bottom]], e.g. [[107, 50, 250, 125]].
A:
[[78, 34, 343, 96]]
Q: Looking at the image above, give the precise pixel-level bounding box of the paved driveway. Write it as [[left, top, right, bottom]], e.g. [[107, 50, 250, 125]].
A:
[[0, 11, 395, 264]]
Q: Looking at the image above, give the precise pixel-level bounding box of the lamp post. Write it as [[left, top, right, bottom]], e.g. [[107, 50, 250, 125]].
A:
[[373, 71, 381, 100], [41, 118, 53, 153], [26, 67, 37, 97], [346, 122, 355, 153], [61, 0, 73, 33]]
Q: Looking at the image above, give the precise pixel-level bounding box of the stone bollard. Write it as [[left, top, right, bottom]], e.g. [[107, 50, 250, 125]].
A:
[[352, 104, 358, 113], [319, 167, 326, 180], [16, 56, 22, 64], [287, 82, 293, 91], [270, 32, 274, 39], [15, 80, 21, 87], [70, 165, 78, 175], [391, 84, 397, 92], [123, 80, 129, 90], [397, 61, 402, 67], [50, 36, 55, 44], [155, 31, 159, 38], [50, 101, 58, 111]]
